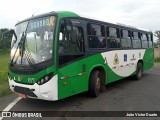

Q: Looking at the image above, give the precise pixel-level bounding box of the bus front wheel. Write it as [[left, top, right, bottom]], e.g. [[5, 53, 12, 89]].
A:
[[135, 62, 143, 80]]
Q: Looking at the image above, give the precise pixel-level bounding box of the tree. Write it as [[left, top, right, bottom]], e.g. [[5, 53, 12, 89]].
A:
[[154, 31, 160, 47], [154, 42, 158, 48], [0, 28, 13, 51]]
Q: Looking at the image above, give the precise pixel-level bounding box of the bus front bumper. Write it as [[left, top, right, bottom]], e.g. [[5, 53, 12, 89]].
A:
[[8, 75, 58, 101]]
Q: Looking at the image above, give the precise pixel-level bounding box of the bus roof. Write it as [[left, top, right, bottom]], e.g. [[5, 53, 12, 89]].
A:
[[15, 11, 152, 34], [15, 11, 79, 26]]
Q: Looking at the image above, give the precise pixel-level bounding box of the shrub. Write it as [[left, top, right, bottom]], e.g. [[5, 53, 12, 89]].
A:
[[154, 57, 160, 63]]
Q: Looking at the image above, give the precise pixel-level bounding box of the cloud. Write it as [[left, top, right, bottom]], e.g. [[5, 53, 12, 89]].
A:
[[0, 0, 160, 33]]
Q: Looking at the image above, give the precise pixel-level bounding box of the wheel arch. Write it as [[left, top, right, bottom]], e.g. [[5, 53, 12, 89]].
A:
[[137, 59, 143, 68]]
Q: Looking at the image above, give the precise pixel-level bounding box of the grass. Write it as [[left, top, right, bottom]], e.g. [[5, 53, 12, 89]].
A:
[[0, 51, 12, 97], [154, 57, 160, 63]]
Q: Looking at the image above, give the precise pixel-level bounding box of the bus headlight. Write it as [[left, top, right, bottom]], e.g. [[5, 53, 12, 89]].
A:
[[45, 76, 49, 81], [37, 81, 41, 85], [41, 79, 44, 84], [37, 72, 53, 85]]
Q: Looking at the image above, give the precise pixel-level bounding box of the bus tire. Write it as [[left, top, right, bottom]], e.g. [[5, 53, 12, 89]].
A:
[[89, 70, 103, 97], [135, 62, 143, 80]]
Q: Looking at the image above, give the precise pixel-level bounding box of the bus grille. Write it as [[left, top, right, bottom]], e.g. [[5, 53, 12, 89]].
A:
[[14, 86, 37, 98]]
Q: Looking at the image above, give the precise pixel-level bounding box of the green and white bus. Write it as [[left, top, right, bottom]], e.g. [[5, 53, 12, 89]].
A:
[[8, 11, 154, 101]]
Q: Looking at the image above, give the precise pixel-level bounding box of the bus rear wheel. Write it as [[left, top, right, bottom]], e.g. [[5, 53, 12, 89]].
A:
[[89, 70, 105, 97], [135, 62, 143, 80]]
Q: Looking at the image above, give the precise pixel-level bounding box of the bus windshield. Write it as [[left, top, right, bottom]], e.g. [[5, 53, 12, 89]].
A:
[[10, 16, 55, 66]]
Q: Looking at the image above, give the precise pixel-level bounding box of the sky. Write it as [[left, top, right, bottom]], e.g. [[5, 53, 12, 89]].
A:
[[0, 0, 160, 34]]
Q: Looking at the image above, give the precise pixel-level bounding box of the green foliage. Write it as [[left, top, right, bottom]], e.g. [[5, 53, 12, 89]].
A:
[[154, 31, 160, 41], [154, 57, 160, 63], [0, 28, 13, 51], [154, 30, 160, 47], [154, 42, 158, 48], [0, 51, 12, 97]]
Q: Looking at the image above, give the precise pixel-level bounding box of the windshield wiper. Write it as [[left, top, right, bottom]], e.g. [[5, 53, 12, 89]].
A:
[[10, 32, 25, 66], [11, 30, 18, 50], [10, 21, 36, 68]]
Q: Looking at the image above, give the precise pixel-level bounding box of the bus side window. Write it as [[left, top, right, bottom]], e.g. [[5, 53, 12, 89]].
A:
[[87, 23, 106, 49], [58, 20, 66, 54], [58, 19, 85, 66], [73, 26, 85, 52], [58, 20, 84, 54], [148, 34, 153, 48], [132, 32, 141, 48], [107, 27, 121, 48], [121, 29, 132, 48], [141, 33, 148, 48]]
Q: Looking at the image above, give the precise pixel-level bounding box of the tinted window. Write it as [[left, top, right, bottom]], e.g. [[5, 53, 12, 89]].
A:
[[107, 27, 121, 48], [142, 41, 148, 48], [73, 26, 85, 52], [133, 32, 139, 39], [58, 20, 84, 54], [121, 29, 131, 48], [88, 37, 106, 48], [141, 33, 148, 48], [87, 23, 106, 48], [132, 32, 141, 48], [121, 39, 132, 48], [148, 34, 153, 48], [58, 19, 85, 66], [87, 24, 105, 36], [148, 34, 151, 41], [132, 40, 141, 48], [109, 27, 117, 37], [141, 33, 147, 41], [122, 30, 130, 39], [108, 38, 121, 48]]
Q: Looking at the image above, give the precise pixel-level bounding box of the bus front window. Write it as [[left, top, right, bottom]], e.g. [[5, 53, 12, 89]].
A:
[[10, 16, 55, 66]]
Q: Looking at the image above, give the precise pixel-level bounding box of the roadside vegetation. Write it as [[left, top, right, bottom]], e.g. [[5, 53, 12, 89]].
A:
[[154, 57, 160, 63], [0, 28, 13, 97], [0, 51, 12, 97]]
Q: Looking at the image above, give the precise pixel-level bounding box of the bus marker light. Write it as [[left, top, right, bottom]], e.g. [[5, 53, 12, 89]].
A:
[[61, 76, 69, 79], [78, 72, 85, 76], [63, 82, 67, 86], [64, 76, 69, 78]]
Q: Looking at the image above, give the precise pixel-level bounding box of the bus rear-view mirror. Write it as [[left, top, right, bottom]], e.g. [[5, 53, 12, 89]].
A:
[[59, 32, 63, 41], [3, 30, 17, 41]]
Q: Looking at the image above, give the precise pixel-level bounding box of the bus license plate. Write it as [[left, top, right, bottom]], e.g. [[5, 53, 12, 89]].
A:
[[18, 93, 27, 99]]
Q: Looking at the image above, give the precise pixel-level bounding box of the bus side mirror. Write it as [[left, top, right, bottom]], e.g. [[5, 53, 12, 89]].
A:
[[64, 18, 77, 43], [65, 19, 72, 26], [3, 30, 17, 41], [59, 32, 63, 41], [64, 18, 73, 31]]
